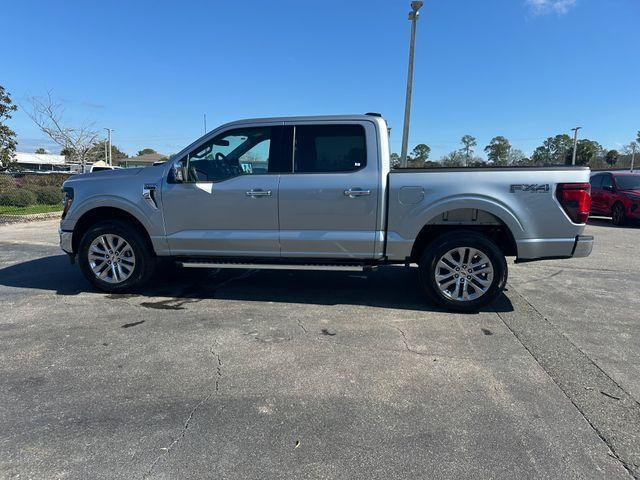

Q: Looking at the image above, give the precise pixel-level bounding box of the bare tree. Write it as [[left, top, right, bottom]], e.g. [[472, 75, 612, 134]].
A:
[[24, 92, 100, 166]]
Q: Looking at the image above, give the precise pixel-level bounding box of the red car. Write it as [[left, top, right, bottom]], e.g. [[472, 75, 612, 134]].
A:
[[590, 171, 640, 225]]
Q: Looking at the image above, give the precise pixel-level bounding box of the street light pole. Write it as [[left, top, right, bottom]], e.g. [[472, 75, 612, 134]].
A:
[[104, 128, 114, 166], [570, 126, 582, 166], [400, 1, 424, 168], [631, 142, 636, 172]]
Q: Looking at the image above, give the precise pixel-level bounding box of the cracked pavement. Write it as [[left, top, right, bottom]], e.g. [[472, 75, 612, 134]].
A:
[[0, 219, 638, 479]]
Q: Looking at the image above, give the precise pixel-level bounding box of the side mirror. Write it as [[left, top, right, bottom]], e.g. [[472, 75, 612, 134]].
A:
[[172, 162, 186, 183]]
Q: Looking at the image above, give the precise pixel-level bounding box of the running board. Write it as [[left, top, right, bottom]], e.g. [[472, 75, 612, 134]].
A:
[[178, 261, 368, 272]]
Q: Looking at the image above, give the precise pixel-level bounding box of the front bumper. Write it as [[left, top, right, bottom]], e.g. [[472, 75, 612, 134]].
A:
[[572, 235, 593, 258], [59, 229, 73, 254]]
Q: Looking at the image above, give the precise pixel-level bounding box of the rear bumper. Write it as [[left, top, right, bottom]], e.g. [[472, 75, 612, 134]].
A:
[[516, 235, 593, 261], [572, 235, 593, 258]]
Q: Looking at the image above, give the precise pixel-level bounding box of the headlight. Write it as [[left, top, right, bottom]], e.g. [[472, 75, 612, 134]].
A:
[[61, 187, 74, 219]]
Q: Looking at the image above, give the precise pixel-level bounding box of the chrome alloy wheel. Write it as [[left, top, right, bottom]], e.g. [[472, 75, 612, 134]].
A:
[[434, 247, 494, 302], [88, 234, 136, 284]]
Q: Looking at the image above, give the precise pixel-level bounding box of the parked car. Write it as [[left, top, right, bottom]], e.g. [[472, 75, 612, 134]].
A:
[[58, 114, 593, 312], [590, 171, 640, 225], [89, 164, 122, 173]]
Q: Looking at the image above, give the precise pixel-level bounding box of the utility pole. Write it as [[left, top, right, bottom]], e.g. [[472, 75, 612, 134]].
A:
[[104, 128, 113, 166], [571, 126, 582, 166], [400, 1, 424, 168], [203, 114, 207, 134], [631, 142, 636, 172]]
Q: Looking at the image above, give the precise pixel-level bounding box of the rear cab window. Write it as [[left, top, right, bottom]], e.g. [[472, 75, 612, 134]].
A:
[[293, 125, 367, 173]]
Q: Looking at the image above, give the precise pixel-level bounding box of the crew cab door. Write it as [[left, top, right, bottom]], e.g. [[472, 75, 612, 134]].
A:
[[589, 174, 603, 214], [161, 125, 288, 257], [600, 173, 615, 213], [278, 121, 381, 259]]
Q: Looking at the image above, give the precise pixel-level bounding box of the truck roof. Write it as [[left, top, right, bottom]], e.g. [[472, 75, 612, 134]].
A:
[[219, 114, 385, 128]]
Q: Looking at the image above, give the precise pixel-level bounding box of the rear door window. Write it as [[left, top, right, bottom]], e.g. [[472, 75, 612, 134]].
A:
[[293, 125, 366, 173], [601, 174, 613, 190], [590, 174, 603, 189]]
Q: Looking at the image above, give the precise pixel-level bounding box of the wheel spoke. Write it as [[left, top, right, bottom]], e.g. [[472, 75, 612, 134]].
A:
[[88, 234, 136, 284], [434, 246, 495, 303]]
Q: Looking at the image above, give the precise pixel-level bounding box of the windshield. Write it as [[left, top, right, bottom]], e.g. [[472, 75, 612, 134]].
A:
[[615, 175, 640, 190]]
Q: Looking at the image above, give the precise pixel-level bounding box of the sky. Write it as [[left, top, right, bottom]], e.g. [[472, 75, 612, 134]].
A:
[[2, 0, 639, 160]]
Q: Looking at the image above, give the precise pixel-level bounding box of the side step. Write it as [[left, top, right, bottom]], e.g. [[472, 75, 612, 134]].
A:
[[177, 260, 370, 272]]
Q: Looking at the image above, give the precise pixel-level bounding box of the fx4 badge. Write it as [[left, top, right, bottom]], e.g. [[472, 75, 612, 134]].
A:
[[510, 184, 550, 193]]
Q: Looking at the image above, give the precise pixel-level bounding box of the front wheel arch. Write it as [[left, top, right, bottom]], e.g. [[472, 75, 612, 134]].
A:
[[72, 206, 154, 254], [77, 219, 156, 292]]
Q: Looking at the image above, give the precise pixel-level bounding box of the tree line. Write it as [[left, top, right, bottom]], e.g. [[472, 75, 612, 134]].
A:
[[0, 85, 638, 171], [392, 132, 639, 169]]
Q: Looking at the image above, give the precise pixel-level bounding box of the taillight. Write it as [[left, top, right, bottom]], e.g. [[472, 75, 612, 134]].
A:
[[556, 183, 591, 224]]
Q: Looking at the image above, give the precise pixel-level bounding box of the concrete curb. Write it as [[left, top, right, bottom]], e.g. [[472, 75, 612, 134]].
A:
[[0, 211, 61, 224]]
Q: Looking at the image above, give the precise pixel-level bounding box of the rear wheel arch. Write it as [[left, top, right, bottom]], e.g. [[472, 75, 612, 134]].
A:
[[409, 210, 517, 262]]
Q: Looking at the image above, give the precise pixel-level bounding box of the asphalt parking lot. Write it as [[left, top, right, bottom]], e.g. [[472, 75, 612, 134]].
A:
[[1, 219, 639, 479]]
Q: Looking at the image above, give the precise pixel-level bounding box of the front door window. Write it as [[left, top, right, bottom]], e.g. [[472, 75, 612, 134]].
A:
[[179, 127, 273, 182]]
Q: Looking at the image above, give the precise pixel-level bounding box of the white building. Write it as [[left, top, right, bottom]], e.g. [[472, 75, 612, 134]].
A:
[[12, 152, 71, 172]]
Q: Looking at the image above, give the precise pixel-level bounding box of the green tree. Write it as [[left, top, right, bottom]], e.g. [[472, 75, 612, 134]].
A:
[[573, 139, 602, 166], [484, 136, 511, 165], [605, 149, 619, 166], [390, 152, 400, 169], [137, 148, 157, 156], [0, 86, 18, 170], [636, 131, 640, 145], [87, 141, 128, 163], [531, 134, 573, 165], [34, 148, 47, 154], [407, 144, 431, 168], [460, 135, 477, 165]]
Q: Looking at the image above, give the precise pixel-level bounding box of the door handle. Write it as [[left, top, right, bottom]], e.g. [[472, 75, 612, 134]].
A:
[[246, 189, 272, 197], [344, 188, 371, 198]]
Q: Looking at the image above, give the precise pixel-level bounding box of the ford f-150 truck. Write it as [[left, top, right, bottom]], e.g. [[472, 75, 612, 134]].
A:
[[59, 114, 593, 311]]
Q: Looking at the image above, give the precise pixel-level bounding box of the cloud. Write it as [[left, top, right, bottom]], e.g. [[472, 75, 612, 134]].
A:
[[526, 0, 577, 15]]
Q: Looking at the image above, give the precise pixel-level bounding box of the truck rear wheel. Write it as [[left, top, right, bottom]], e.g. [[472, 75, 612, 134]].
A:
[[78, 220, 155, 293], [418, 231, 507, 312]]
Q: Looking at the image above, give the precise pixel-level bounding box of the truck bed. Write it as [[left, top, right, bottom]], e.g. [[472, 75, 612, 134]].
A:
[[385, 166, 591, 261]]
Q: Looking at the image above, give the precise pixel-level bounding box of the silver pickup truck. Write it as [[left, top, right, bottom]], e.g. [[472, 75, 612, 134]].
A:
[[59, 114, 593, 311]]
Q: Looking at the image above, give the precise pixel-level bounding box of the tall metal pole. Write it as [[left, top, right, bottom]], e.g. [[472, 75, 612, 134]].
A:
[[631, 143, 636, 172], [570, 126, 582, 166], [103, 128, 113, 166], [400, 2, 423, 168]]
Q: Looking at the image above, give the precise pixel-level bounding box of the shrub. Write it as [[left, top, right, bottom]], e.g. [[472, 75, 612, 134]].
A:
[[30, 186, 62, 205], [0, 189, 37, 207], [19, 173, 70, 188], [0, 174, 17, 189]]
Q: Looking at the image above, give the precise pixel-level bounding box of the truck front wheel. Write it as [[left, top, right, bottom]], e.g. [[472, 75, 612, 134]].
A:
[[418, 231, 507, 312], [78, 220, 155, 293]]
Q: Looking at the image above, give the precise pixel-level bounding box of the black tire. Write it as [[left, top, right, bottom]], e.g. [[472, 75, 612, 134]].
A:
[[611, 203, 627, 226], [418, 231, 508, 313], [78, 220, 155, 293]]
